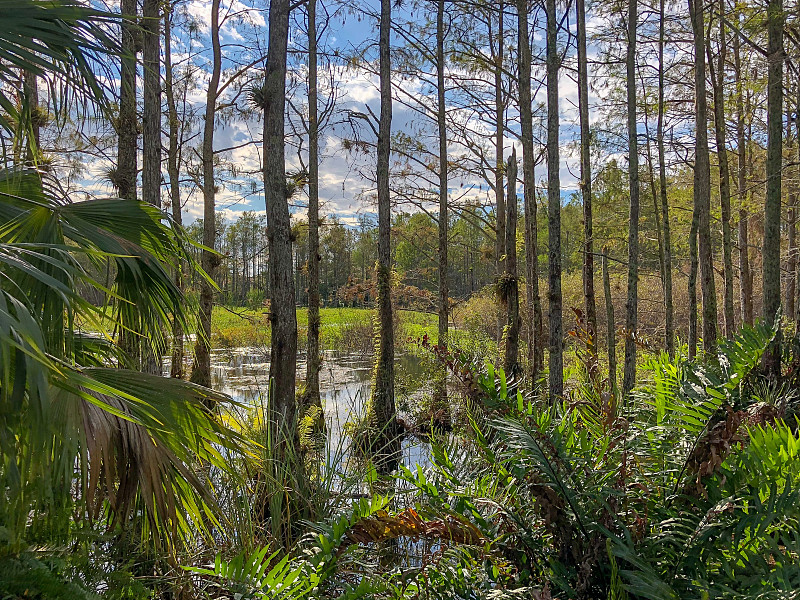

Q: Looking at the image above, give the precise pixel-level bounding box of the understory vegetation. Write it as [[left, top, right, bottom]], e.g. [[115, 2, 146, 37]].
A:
[[5, 0, 800, 597]]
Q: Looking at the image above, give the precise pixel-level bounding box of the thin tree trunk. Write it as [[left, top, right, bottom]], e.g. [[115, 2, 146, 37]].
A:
[[786, 100, 797, 320], [22, 70, 39, 162], [622, 0, 639, 396], [763, 0, 783, 376], [707, 6, 735, 338], [494, 2, 506, 347], [263, 0, 297, 425], [657, 0, 674, 355], [118, 0, 137, 201], [306, 0, 321, 407], [436, 0, 449, 404], [164, 3, 184, 379], [576, 0, 596, 354], [688, 212, 699, 359], [689, 0, 717, 352], [517, 0, 543, 380], [373, 0, 397, 473], [504, 148, 520, 375], [602, 247, 617, 394], [642, 99, 667, 348], [191, 0, 222, 389], [546, 0, 562, 400], [795, 87, 800, 331], [142, 0, 160, 209], [734, 31, 753, 326], [140, 0, 162, 375]]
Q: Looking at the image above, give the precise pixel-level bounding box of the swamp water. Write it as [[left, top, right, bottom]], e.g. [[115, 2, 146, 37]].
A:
[[171, 348, 434, 469], [165, 349, 447, 568]]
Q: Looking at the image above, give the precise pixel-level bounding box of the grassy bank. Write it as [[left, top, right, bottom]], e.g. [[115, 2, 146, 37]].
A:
[[211, 306, 440, 354]]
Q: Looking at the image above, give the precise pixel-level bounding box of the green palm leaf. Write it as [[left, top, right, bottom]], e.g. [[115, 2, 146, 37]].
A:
[[0, 169, 244, 554], [0, 0, 119, 134]]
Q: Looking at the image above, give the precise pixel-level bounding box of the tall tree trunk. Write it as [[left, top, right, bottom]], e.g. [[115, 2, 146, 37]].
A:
[[786, 100, 797, 321], [118, 0, 137, 201], [22, 70, 39, 162], [140, 0, 162, 375], [263, 0, 297, 424], [504, 148, 520, 375], [795, 88, 800, 330], [602, 247, 617, 394], [763, 0, 783, 376], [142, 0, 160, 209], [306, 0, 321, 407], [689, 0, 717, 353], [372, 0, 397, 473], [576, 0, 596, 354], [191, 0, 222, 389], [545, 0, 562, 400], [688, 214, 699, 359], [164, 3, 184, 379], [734, 31, 753, 326], [622, 0, 639, 396], [494, 2, 506, 347], [657, 0, 674, 355], [707, 5, 735, 338], [517, 0, 543, 380], [436, 0, 449, 404], [642, 100, 667, 349]]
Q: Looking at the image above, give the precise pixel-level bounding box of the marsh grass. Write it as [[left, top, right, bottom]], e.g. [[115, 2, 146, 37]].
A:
[[212, 307, 439, 355]]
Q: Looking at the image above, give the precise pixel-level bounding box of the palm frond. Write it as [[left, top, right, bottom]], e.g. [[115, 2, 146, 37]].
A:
[[0, 0, 119, 134], [0, 168, 245, 552]]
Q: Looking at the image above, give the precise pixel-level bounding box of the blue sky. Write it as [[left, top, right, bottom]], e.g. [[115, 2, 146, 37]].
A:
[[78, 0, 616, 227]]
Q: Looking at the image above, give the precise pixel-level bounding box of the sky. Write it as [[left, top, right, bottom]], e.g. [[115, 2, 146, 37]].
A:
[[77, 0, 615, 228]]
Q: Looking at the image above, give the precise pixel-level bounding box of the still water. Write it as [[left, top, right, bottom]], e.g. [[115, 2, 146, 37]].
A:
[[170, 348, 432, 468]]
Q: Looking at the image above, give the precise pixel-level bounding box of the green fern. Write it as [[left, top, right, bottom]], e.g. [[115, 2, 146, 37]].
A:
[[186, 547, 314, 600], [0, 554, 97, 600]]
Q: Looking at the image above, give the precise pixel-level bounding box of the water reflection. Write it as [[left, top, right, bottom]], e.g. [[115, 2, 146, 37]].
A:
[[167, 348, 431, 469]]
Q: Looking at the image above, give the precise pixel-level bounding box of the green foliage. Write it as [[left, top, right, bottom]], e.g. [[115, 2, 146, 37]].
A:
[[384, 321, 800, 599], [0, 0, 118, 136], [0, 554, 97, 599], [187, 547, 315, 600], [0, 168, 245, 572]]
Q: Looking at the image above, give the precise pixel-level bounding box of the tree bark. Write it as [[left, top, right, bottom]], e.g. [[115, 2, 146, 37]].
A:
[[545, 0, 562, 400], [494, 2, 506, 347], [140, 0, 162, 375], [657, 0, 674, 355], [372, 0, 397, 473], [118, 0, 137, 201], [786, 100, 796, 322], [142, 0, 160, 210], [622, 0, 639, 397], [504, 148, 520, 375], [22, 70, 39, 163], [306, 0, 321, 407], [689, 0, 718, 353], [795, 88, 800, 331], [164, 3, 184, 379], [576, 0, 596, 355], [688, 211, 699, 359], [643, 101, 667, 352], [707, 5, 735, 338], [191, 0, 222, 389], [602, 247, 617, 394], [734, 30, 753, 326], [263, 0, 298, 423], [763, 0, 783, 376], [517, 0, 543, 381], [436, 0, 449, 404]]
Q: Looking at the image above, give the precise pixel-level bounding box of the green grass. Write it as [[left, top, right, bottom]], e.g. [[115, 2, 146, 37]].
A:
[[211, 306, 441, 354]]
